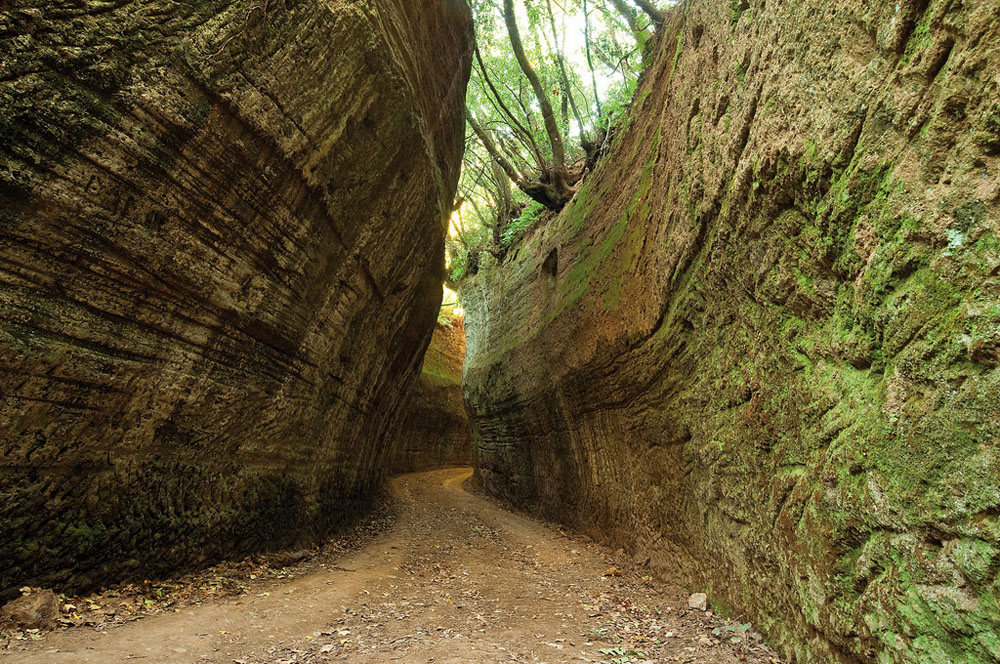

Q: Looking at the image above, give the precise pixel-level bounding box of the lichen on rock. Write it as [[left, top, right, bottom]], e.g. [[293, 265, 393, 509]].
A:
[[461, 1, 1000, 662]]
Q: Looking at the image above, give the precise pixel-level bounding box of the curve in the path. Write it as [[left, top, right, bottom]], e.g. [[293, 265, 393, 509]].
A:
[[6, 469, 784, 664]]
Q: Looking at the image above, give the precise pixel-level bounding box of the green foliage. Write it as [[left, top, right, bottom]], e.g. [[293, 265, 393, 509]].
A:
[[598, 646, 648, 663], [730, 0, 749, 27], [452, 0, 653, 287], [437, 298, 462, 327], [447, 222, 491, 282], [502, 200, 546, 248], [598, 75, 639, 127]]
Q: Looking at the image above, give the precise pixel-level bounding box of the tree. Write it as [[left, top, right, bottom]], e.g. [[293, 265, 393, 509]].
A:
[[467, 0, 576, 211], [632, 0, 665, 24], [450, 0, 661, 279]]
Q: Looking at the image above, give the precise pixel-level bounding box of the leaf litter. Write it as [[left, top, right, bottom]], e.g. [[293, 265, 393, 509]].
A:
[[2, 471, 785, 664]]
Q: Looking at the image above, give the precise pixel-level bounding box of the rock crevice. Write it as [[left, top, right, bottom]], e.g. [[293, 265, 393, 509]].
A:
[[388, 321, 473, 474]]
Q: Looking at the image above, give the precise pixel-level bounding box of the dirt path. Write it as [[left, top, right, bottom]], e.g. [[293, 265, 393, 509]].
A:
[[4, 469, 783, 664]]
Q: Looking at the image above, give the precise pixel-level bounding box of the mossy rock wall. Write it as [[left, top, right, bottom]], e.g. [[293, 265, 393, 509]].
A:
[[0, 0, 472, 596], [461, 1, 1000, 662], [388, 321, 473, 474]]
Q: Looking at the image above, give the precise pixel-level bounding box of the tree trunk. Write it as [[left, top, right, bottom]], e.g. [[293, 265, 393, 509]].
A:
[[632, 0, 665, 25], [467, 110, 526, 187], [502, 0, 571, 197], [468, 111, 570, 211], [544, 0, 589, 150], [583, 0, 603, 119], [606, 0, 642, 33], [474, 43, 547, 168]]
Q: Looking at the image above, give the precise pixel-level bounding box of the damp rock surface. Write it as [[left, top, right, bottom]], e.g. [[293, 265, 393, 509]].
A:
[[461, 1, 1000, 662]]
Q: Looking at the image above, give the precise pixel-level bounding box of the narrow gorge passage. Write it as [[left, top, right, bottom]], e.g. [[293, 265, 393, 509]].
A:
[[3, 0, 999, 661], [5, 469, 782, 664]]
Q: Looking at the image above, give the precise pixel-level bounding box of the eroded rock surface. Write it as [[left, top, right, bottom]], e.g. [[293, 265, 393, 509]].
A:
[[389, 321, 473, 474], [462, 1, 1000, 662], [0, 0, 471, 596]]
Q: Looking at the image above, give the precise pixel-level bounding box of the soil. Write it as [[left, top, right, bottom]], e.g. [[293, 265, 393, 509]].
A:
[[2, 469, 784, 664]]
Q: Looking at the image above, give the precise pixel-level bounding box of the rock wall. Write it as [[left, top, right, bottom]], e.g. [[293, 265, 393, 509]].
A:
[[462, 1, 1000, 662], [0, 0, 471, 596], [389, 321, 473, 474]]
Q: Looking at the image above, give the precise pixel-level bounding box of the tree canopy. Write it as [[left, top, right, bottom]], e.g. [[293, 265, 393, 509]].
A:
[[450, 0, 666, 282]]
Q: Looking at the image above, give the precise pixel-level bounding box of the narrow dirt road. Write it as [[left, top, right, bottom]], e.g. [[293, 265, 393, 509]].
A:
[[5, 469, 783, 664]]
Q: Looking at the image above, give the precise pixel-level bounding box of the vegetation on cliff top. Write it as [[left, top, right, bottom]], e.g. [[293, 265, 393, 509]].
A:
[[448, 0, 669, 283]]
